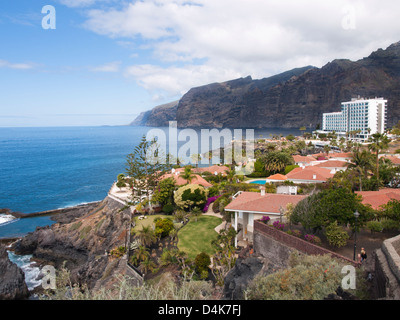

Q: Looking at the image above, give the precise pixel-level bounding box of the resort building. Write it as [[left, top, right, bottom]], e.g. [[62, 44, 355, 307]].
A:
[[225, 190, 306, 246], [321, 97, 387, 141]]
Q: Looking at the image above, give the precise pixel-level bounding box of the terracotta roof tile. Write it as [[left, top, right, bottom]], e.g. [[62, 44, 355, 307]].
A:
[[286, 166, 334, 182], [356, 188, 400, 210], [266, 173, 288, 181], [225, 192, 306, 214], [313, 160, 349, 168]]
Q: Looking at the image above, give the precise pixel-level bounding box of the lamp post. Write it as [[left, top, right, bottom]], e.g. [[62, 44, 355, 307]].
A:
[[353, 210, 360, 261]]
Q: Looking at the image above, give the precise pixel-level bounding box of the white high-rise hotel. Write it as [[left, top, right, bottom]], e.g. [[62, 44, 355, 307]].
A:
[[322, 97, 387, 141]]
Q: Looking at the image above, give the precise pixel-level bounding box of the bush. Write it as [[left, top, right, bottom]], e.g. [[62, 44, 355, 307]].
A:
[[325, 221, 349, 248], [304, 234, 322, 245], [366, 220, 383, 233], [260, 216, 270, 224], [174, 184, 207, 210], [162, 204, 174, 215], [245, 253, 343, 300], [286, 229, 302, 238], [155, 218, 175, 238], [272, 221, 285, 231], [194, 252, 211, 275], [380, 218, 400, 231], [203, 195, 221, 213], [110, 246, 126, 258]]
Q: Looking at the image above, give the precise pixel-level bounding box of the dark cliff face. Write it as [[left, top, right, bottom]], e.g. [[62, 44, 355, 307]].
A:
[[0, 245, 29, 300], [12, 198, 132, 290], [132, 41, 400, 129]]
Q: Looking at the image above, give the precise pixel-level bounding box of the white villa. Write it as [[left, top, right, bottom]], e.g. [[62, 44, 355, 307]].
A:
[[225, 188, 306, 246]]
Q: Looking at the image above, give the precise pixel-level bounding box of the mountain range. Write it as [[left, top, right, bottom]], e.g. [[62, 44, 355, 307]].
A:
[[131, 41, 400, 129]]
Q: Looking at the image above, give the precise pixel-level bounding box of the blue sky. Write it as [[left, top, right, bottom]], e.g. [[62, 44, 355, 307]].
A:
[[1, 0, 400, 127]]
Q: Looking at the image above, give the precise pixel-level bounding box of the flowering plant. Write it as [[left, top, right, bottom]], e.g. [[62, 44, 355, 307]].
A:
[[272, 220, 285, 231], [202, 195, 221, 213], [261, 216, 270, 224], [304, 234, 322, 245]]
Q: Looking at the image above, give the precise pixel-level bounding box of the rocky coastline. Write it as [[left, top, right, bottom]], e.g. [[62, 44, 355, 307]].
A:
[[0, 197, 133, 299]]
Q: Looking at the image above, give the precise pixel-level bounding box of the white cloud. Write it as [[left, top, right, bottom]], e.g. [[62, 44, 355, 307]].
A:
[[0, 59, 35, 70], [59, 0, 99, 8], [89, 61, 121, 72], [83, 0, 400, 97]]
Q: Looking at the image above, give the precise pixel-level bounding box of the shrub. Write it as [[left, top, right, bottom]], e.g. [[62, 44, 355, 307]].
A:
[[304, 234, 322, 245], [155, 218, 175, 238], [286, 229, 302, 238], [162, 204, 174, 215], [110, 246, 126, 258], [380, 218, 400, 231], [325, 221, 349, 248], [245, 253, 343, 300], [194, 252, 211, 275], [272, 221, 285, 231], [366, 220, 383, 233], [203, 195, 221, 213], [260, 216, 270, 224], [174, 184, 207, 210]]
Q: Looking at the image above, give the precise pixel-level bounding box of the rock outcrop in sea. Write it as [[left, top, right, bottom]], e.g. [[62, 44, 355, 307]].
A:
[[11, 196, 135, 293], [0, 245, 29, 300]]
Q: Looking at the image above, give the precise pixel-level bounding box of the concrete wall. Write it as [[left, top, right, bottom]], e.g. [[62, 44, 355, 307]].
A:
[[374, 234, 400, 300], [254, 220, 360, 267]]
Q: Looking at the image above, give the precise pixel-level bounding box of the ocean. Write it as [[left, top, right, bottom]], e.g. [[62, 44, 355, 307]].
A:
[[0, 125, 302, 238], [0, 125, 303, 291]]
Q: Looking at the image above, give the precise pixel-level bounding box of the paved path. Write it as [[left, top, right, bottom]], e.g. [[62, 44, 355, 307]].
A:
[[203, 204, 230, 233]]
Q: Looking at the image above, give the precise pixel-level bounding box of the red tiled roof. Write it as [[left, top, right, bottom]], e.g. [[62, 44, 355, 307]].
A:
[[313, 160, 349, 168], [382, 156, 400, 165], [194, 165, 230, 175], [293, 155, 317, 163], [356, 188, 400, 210], [160, 172, 213, 188], [329, 152, 353, 159], [225, 192, 306, 214], [266, 173, 288, 181], [286, 166, 334, 182]]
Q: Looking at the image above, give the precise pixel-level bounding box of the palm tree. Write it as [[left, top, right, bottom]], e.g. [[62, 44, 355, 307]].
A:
[[347, 149, 374, 191], [140, 257, 156, 275], [180, 166, 196, 184], [264, 151, 293, 174], [130, 245, 150, 266], [135, 226, 157, 247], [368, 133, 391, 185], [323, 144, 331, 156], [191, 153, 201, 168]]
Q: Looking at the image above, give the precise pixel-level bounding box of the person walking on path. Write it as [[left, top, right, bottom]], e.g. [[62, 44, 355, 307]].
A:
[[361, 248, 367, 262]]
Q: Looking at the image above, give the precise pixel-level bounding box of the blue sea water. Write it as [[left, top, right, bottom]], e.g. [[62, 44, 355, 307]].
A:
[[0, 126, 154, 238], [0, 125, 301, 239]]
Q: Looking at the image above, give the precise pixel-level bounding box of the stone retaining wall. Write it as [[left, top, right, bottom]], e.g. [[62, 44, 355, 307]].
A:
[[254, 220, 360, 267]]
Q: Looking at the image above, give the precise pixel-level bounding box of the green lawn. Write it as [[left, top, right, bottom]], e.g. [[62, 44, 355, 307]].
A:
[[132, 214, 171, 232], [177, 215, 222, 260]]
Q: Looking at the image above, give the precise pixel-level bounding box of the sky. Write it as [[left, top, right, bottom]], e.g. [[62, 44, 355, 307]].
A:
[[0, 0, 400, 127]]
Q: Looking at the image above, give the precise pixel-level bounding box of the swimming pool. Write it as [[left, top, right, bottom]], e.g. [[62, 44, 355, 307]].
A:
[[249, 180, 267, 185]]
